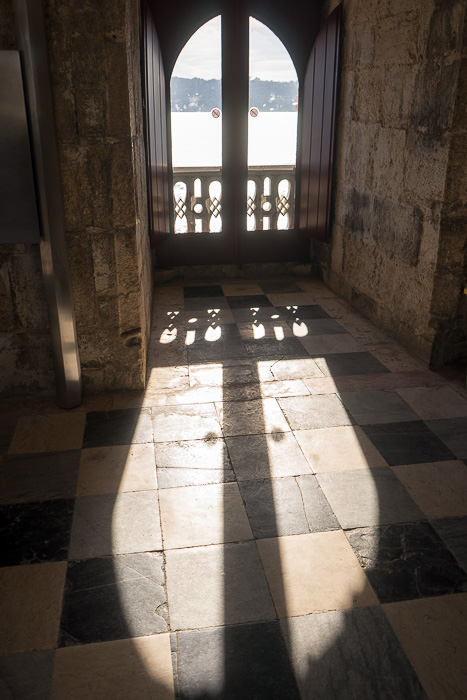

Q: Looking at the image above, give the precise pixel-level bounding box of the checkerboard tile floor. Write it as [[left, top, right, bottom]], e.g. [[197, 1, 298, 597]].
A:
[[1, 278, 467, 699]]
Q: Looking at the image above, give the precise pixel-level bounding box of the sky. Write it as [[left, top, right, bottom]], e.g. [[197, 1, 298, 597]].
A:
[[172, 15, 297, 83]]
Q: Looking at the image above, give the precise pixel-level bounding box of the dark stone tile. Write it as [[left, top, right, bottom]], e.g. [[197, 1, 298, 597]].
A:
[[244, 337, 310, 360], [361, 421, 456, 466], [59, 553, 167, 646], [184, 285, 224, 298], [0, 499, 74, 566], [346, 522, 467, 603], [186, 324, 247, 364], [277, 304, 331, 320], [296, 474, 340, 532], [340, 390, 420, 425], [230, 306, 284, 323], [0, 650, 54, 700], [238, 477, 310, 538], [284, 607, 428, 700], [83, 409, 153, 448], [432, 515, 467, 572], [0, 416, 17, 454], [259, 281, 302, 293], [226, 432, 310, 480], [425, 417, 467, 459], [184, 296, 229, 311], [286, 318, 347, 335], [0, 450, 80, 504], [278, 394, 354, 430], [174, 620, 300, 700], [315, 351, 390, 377], [226, 294, 274, 309], [157, 467, 236, 488]]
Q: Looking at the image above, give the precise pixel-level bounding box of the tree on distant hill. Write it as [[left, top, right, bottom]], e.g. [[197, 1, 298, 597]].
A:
[[171, 77, 298, 112]]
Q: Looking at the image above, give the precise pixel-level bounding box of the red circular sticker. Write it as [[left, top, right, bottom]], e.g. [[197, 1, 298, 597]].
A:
[[211, 108, 221, 118], [250, 107, 259, 117]]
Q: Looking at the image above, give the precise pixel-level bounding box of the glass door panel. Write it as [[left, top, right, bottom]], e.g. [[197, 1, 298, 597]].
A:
[[248, 18, 298, 231], [171, 16, 222, 233]]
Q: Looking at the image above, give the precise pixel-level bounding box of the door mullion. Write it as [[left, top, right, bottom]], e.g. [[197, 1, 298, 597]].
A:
[[222, 1, 249, 264]]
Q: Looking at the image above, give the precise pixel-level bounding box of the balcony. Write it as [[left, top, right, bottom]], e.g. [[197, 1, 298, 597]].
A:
[[173, 165, 295, 233]]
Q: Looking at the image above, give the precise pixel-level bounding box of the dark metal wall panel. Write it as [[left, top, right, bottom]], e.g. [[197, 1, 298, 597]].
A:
[[298, 4, 341, 242], [0, 51, 41, 244], [143, 1, 170, 246]]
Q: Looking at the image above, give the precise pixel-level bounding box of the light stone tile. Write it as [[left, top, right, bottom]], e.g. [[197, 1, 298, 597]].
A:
[[384, 594, 467, 700], [391, 461, 467, 519], [278, 394, 353, 430], [166, 543, 276, 630], [269, 358, 324, 380], [153, 286, 184, 305], [302, 377, 341, 394], [260, 379, 310, 398], [152, 404, 222, 442], [146, 365, 190, 391], [159, 482, 252, 549], [299, 333, 363, 355], [216, 398, 290, 436], [154, 437, 230, 470], [257, 530, 378, 617], [143, 385, 223, 407], [69, 490, 162, 558], [8, 413, 86, 455], [396, 385, 467, 420], [52, 634, 175, 700], [294, 425, 387, 472], [316, 468, 424, 529], [0, 562, 66, 654], [77, 444, 157, 496]]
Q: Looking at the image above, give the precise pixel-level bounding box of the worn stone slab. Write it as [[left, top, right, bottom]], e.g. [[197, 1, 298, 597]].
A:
[[317, 468, 424, 529], [283, 607, 428, 700], [68, 491, 162, 558], [166, 542, 276, 630]]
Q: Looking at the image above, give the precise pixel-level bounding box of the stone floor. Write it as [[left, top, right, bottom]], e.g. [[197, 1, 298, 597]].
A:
[[1, 277, 467, 699]]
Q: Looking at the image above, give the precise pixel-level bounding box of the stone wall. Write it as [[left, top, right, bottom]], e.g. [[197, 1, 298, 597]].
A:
[[0, 0, 55, 396], [0, 0, 152, 397], [320, 0, 467, 364]]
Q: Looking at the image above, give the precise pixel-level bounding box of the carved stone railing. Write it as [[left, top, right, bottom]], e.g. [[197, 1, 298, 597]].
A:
[[173, 165, 295, 233]]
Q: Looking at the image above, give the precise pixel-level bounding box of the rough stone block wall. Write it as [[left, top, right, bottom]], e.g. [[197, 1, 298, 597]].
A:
[[320, 0, 466, 364], [0, 0, 152, 397], [0, 0, 55, 397]]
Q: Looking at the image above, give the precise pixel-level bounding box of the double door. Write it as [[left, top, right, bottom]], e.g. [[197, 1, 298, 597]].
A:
[[143, 3, 342, 266]]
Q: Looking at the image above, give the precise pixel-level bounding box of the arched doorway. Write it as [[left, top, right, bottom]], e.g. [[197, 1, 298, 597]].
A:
[[143, 2, 342, 266]]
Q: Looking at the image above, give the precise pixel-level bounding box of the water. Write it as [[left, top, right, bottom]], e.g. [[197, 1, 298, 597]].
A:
[[171, 112, 298, 168]]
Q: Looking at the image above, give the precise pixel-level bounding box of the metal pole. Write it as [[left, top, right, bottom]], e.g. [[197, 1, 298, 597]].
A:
[[13, 0, 82, 408]]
